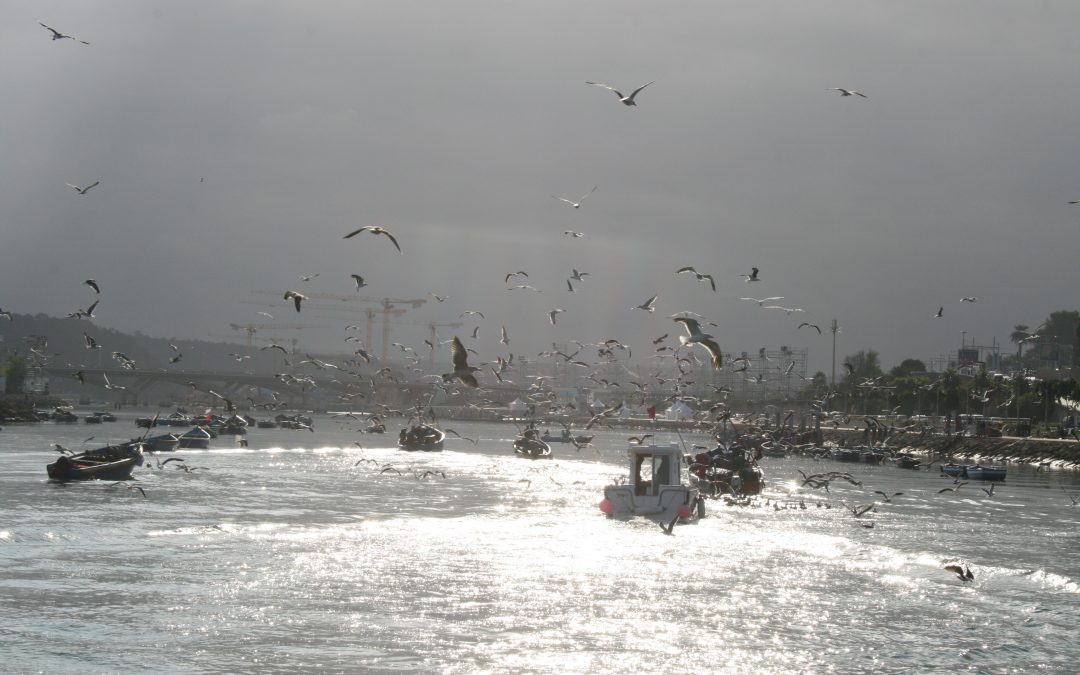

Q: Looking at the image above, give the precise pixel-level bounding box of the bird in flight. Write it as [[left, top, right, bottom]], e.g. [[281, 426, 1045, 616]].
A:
[[934, 306, 944, 318], [633, 295, 658, 312], [443, 337, 479, 388], [351, 274, 366, 290], [828, 88, 868, 98], [298, 273, 320, 282], [960, 297, 977, 303], [798, 322, 822, 334], [66, 180, 100, 195], [84, 279, 100, 294], [742, 267, 760, 282], [505, 270, 529, 284], [460, 310, 485, 319], [102, 373, 125, 391], [38, 21, 89, 44], [283, 291, 306, 313], [570, 269, 589, 282], [343, 226, 401, 253], [548, 309, 566, 325], [257, 311, 273, 319], [564, 230, 585, 238], [944, 564, 974, 582], [552, 186, 597, 209], [674, 317, 722, 369], [740, 296, 783, 306], [676, 267, 716, 292], [586, 80, 654, 106], [429, 293, 448, 302]]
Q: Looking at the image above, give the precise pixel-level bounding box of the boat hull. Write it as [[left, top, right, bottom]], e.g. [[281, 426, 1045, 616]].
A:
[[47, 455, 138, 482], [513, 439, 552, 459]]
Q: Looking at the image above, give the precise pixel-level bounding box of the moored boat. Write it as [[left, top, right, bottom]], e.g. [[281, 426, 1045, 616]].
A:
[[601, 443, 705, 522], [47, 443, 142, 481], [894, 454, 922, 470], [139, 433, 181, 453], [963, 464, 1007, 481], [540, 429, 593, 445], [178, 426, 212, 449], [940, 463, 966, 478], [688, 446, 765, 497], [513, 430, 552, 459], [398, 424, 445, 451]]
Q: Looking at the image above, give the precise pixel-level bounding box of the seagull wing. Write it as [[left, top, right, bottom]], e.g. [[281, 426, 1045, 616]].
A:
[[674, 316, 703, 337], [378, 230, 402, 253], [82, 181, 100, 192], [675, 266, 696, 275], [586, 81, 623, 98], [343, 226, 371, 239], [699, 337, 723, 369], [627, 81, 655, 101], [451, 336, 470, 370], [578, 186, 598, 202]]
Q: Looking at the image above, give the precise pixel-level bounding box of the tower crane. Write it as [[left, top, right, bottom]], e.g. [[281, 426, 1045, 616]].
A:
[[250, 291, 427, 361]]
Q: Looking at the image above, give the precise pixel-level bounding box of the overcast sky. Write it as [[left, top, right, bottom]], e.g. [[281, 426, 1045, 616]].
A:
[[2, 1, 1079, 375]]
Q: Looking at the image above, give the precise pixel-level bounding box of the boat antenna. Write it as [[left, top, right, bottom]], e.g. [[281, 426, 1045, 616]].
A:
[[674, 428, 689, 456]]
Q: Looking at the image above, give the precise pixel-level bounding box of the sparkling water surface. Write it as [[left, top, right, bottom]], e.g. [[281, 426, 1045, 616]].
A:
[[3, 412, 1080, 673]]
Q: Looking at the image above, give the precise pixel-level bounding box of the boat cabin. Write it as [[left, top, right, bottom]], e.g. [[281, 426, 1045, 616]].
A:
[[602, 444, 702, 520]]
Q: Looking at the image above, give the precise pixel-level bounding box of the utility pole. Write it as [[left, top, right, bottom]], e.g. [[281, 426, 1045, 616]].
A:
[[830, 319, 839, 388]]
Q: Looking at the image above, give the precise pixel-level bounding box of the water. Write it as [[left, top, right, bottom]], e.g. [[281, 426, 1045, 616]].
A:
[[3, 413, 1080, 673]]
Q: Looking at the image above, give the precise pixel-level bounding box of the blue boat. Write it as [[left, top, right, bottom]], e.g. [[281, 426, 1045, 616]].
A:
[[963, 464, 1007, 481]]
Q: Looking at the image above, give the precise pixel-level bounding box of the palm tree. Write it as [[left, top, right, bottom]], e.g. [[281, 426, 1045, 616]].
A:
[[1010, 324, 1030, 361]]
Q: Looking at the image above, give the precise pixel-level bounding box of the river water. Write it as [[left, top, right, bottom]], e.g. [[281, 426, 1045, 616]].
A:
[[3, 412, 1080, 673]]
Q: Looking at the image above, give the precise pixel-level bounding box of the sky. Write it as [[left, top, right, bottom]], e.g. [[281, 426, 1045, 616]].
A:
[[2, 1, 1079, 376]]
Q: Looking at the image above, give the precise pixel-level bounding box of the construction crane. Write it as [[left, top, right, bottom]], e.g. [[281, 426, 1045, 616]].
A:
[[250, 291, 427, 361], [226, 322, 319, 349]]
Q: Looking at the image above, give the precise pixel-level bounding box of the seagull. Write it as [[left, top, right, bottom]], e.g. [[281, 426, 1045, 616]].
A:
[[508, 285, 540, 292], [628, 435, 653, 445], [102, 373, 125, 391], [500, 326, 510, 345], [84, 279, 100, 294], [570, 269, 589, 282], [944, 564, 974, 582], [740, 296, 783, 306], [762, 305, 804, 315], [934, 306, 944, 318], [874, 491, 903, 503], [297, 273, 320, 282], [674, 317, 722, 369], [108, 482, 147, 498], [659, 512, 679, 535], [586, 80, 655, 106], [460, 310, 485, 319], [798, 322, 822, 334], [257, 311, 273, 319], [828, 88, 868, 98], [72, 370, 85, 384], [566, 279, 576, 293], [0, 309, 12, 321], [981, 484, 996, 497], [633, 295, 658, 312], [505, 270, 529, 284], [564, 231, 585, 238], [65, 181, 100, 194], [676, 267, 716, 292], [443, 337, 479, 388], [742, 267, 760, 282], [429, 293, 448, 302], [548, 309, 566, 325], [342, 226, 402, 253], [960, 297, 977, 303], [350, 274, 367, 290], [552, 186, 597, 209], [283, 291, 306, 313], [38, 21, 90, 44], [83, 332, 100, 349]]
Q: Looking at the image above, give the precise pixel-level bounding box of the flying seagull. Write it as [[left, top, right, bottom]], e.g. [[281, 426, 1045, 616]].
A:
[[443, 337, 479, 388], [828, 88, 868, 98], [934, 306, 944, 318], [38, 21, 90, 44], [564, 231, 585, 238], [674, 317, 722, 369], [676, 266, 716, 292], [84, 279, 100, 294], [548, 309, 566, 325], [552, 186, 597, 209], [342, 226, 402, 253], [633, 295, 658, 312], [586, 80, 655, 106], [944, 564, 974, 582], [65, 181, 100, 195], [570, 269, 589, 282], [960, 297, 977, 303], [283, 291, 306, 313], [429, 293, 448, 302], [742, 267, 760, 282], [740, 296, 783, 306], [350, 274, 367, 290], [505, 270, 529, 284], [798, 322, 822, 334]]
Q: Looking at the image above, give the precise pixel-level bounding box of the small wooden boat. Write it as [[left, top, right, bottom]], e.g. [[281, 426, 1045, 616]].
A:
[[894, 454, 922, 470], [513, 432, 552, 459], [178, 426, 212, 449], [47, 443, 143, 481], [139, 433, 180, 453], [84, 413, 104, 424], [688, 448, 765, 497], [940, 463, 966, 478], [601, 443, 705, 522], [963, 464, 1007, 481], [398, 424, 445, 451]]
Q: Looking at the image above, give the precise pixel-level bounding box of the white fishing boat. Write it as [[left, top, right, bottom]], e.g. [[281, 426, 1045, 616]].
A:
[[600, 443, 704, 522]]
